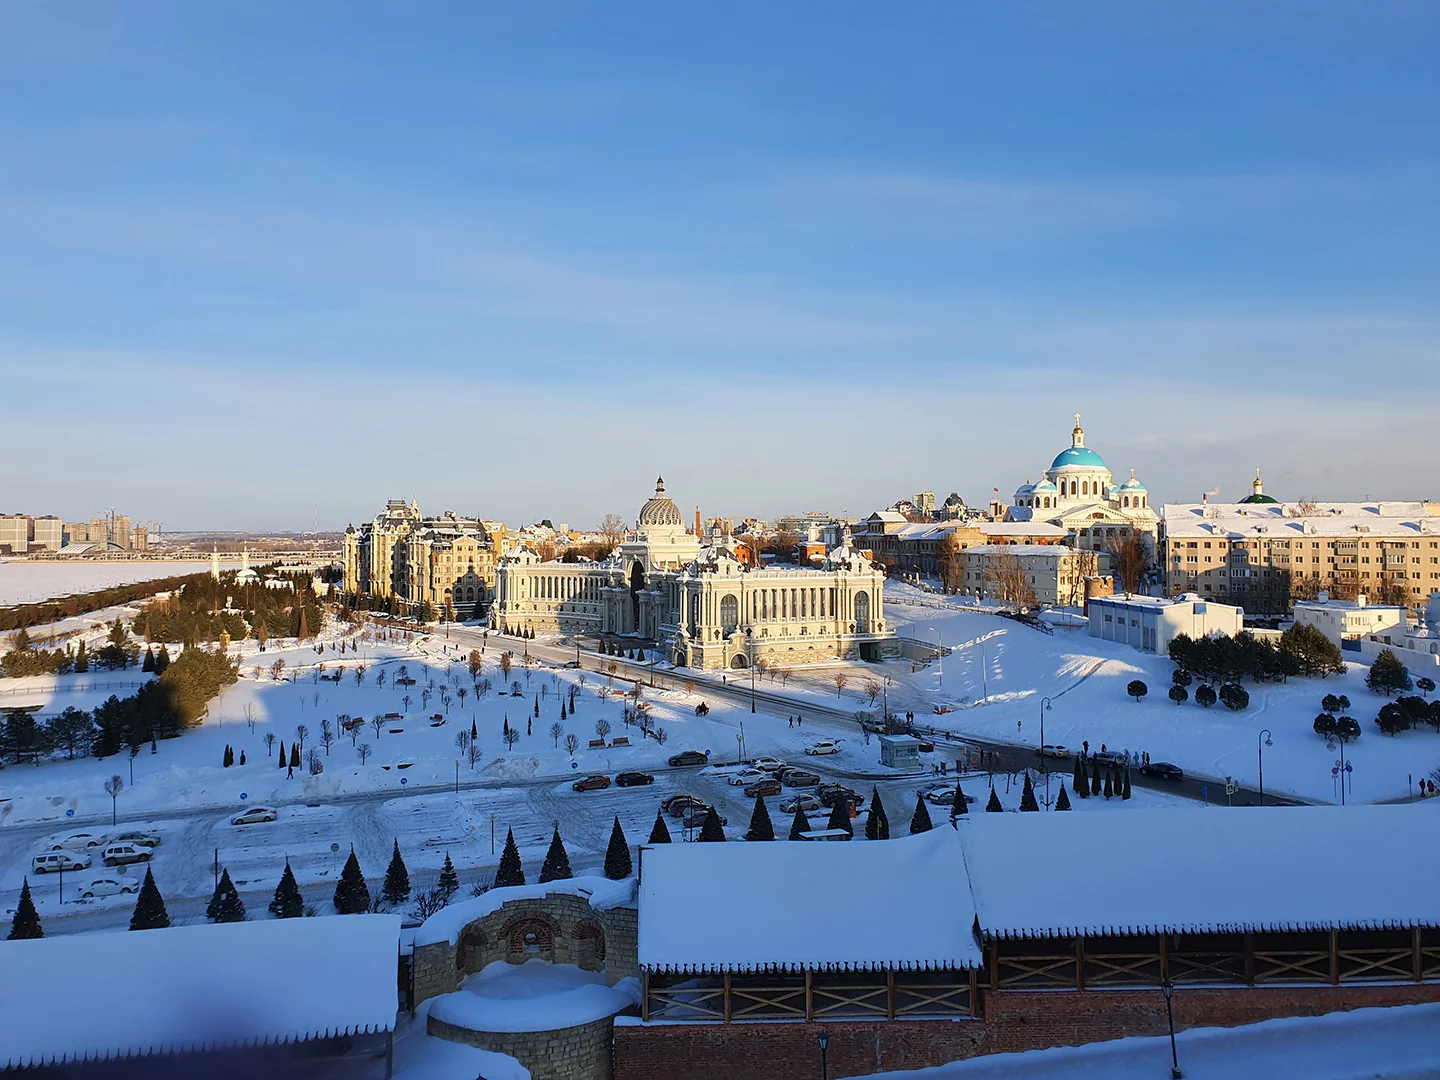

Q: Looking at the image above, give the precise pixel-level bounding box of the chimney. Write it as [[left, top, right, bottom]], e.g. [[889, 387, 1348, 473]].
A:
[[1356, 594, 1366, 609], [695, 507, 702, 537]]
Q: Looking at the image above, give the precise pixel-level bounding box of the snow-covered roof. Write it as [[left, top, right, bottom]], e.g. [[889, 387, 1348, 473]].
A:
[[639, 831, 983, 973], [962, 544, 1081, 557], [0, 914, 400, 1069], [414, 875, 636, 948], [976, 522, 1067, 539], [1161, 501, 1439, 539], [959, 807, 1440, 940]]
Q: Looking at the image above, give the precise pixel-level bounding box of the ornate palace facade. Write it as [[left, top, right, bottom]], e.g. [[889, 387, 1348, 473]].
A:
[[342, 500, 498, 617], [492, 478, 897, 669]]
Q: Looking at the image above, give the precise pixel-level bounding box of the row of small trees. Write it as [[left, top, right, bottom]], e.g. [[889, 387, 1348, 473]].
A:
[[1168, 624, 1345, 685]]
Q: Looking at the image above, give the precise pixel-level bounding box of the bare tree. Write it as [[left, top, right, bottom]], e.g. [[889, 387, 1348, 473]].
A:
[[1104, 530, 1150, 598], [458, 687, 468, 709], [244, 702, 256, 732], [1066, 549, 1100, 608], [984, 551, 1035, 611], [832, 671, 849, 697], [307, 747, 323, 775], [355, 664, 366, 686], [264, 732, 276, 757], [468, 650, 483, 678], [467, 741, 482, 769], [599, 513, 626, 547], [939, 531, 966, 594], [595, 717, 612, 741], [455, 730, 471, 754], [377, 669, 387, 690], [1295, 498, 1321, 517], [503, 727, 520, 752], [270, 658, 286, 681], [293, 723, 309, 750], [654, 726, 668, 745], [410, 887, 450, 921], [475, 678, 491, 699], [777, 667, 793, 687], [371, 715, 385, 739], [402, 694, 411, 713], [862, 679, 882, 706], [564, 733, 580, 756], [320, 718, 335, 755], [357, 743, 372, 765], [549, 722, 564, 747], [499, 652, 513, 679], [104, 774, 124, 825]]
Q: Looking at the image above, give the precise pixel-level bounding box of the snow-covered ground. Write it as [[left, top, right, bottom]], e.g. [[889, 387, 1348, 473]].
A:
[[853, 1002, 1440, 1080], [0, 560, 235, 606], [429, 959, 640, 1033], [873, 582, 1440, 804]]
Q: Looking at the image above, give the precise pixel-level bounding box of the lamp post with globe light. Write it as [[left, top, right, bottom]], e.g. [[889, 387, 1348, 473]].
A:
[[1257, 729, 1272, 806]]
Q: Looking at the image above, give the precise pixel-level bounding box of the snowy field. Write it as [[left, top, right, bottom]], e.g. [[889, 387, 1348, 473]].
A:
[[0, 560, 236, 606], [872, 582, 1440, 805]]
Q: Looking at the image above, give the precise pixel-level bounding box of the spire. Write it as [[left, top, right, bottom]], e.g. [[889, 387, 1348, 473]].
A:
[[1252, 469, 1264, 497], [210, 545, 219, 581], [655, 475, 666, 495], [1071, 413, 1085, 449]]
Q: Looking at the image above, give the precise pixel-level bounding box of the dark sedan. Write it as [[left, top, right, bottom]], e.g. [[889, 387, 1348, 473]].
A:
[[681, 806, 727, 830], [1140, 761, 1184, 781], [663, 794, 708, 818], [668, 750, 709, 767], [817, 784, 864, 809], [615, 771, 655, 787]]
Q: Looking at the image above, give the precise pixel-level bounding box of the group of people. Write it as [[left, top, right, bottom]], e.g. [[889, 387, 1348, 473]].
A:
[[786, 714, 805, 728]]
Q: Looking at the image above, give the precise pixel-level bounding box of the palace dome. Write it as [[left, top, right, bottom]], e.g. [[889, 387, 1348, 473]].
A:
[[1050, 446, 1107, 471], [638, 476, 684, 527]]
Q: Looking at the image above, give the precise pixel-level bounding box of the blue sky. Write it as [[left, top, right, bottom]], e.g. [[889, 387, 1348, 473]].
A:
[[1, 2, 1436, 529]]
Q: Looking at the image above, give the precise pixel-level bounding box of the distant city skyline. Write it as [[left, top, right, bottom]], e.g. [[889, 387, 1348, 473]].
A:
[[1, 4, 1435, 529]]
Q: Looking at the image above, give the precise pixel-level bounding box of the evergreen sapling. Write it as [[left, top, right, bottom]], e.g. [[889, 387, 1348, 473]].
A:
[[129, 867, 170, 930], [909, 792, 933, 834], [985, 788, 1003, 812], [604, 817, 633, 878], [539, 827, 573, 883], [494, 829, 526, 888], [437, 854, 460, 900], [698, 807, 727, 842], [745, 795, 775, 842], [269, 862, 305, 919], [382, 839, 411, 907], [7, 877, 42, 939], [207, 868, 246, 923], [333, 848, 371, 914], [1019, 773, 1039, 812], [647, 809, 672, 844], [864, 786, 889, 839], [1055, 785, 1072, 811], [825, 796, 853, 837]]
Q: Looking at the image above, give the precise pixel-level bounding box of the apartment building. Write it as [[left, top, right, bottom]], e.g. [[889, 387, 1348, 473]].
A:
[[343, 501, 497, 616], [961, 543, 1109, 608]]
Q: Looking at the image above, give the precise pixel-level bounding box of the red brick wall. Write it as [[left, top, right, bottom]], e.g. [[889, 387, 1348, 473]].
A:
[[614, 985, 1440, 1080]]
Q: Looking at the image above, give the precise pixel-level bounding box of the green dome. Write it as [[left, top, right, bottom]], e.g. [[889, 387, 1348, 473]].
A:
[[1240, 493, 1278, 504]]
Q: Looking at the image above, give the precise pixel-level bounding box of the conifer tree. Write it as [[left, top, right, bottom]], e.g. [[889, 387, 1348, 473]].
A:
[[269, 862, 305, 918], [222, 745, 233, 767], [333, 847, 371, 914], [539, 826, 573, 883], [1019, 773, 1039, 812], [698, 806, 727, 842], [910, 792, 933, 834], [745, 795, 775, 842], [494, 828, 526, 888], [277, 740, 286, 769], [1122, 770, 1132, 800], [74, 639, 88, 674], [142, 647, 155, 673], [1073, 755, 1089, 798], [382, 839, 411, 906], [1103, 767, 1114, 799], [437, 853, 460, 900], [129, 867, 170, 930], [788, 803, 810, 841], [207, 868, 246, 922], [604, 817, 633, 878], [951, 783, 968, 818], [825, 796, 853, 837], [155, 644, 171, 674], [648, 808, 672, 844], [239, 750, 245, 765], [985, 788, 1003, 812], [7, 877, 42, 939], [471, 719, 478, 742], [1090, 760, 1102, 795], [1055, 784, 1072, 810], [864, 786, 890, 839], [290, 742, 301, 768]]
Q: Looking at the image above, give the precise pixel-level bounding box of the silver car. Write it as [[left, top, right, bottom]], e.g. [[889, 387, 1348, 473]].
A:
[[78, 877, 140, 899]]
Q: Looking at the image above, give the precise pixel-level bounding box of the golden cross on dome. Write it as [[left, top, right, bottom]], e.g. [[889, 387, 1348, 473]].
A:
[[1074, 412, 1082, 428]]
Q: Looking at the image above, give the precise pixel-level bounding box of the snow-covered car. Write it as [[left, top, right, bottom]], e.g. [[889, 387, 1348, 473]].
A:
[[112, 831, 161, 848], [728, 770, 766, 787], [615, 771, 654, 787], [573, 775, 611, 792], [231, 806, 277, 826], [668, 750, 709, 767], [32, 851, 91, 874], [780, 769, 820, 787], [750, 758, 788, 774], [1039, 744, 1071, 759], [78, 877, 140, 899], [779, 794, 821, 814], [51, 833, 108, 851], [804, 740, 842, 756], [101, 842, 152, 867]]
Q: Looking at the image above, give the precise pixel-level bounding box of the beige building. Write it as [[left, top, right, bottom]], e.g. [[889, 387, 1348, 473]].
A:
[[0, 514, 28, 554], [343, 501, 497, 617], [61, 515, 146, 551], [1159, 484, 1440, 617], [1292, 593, 1407, 647], [961, 544, 1108, 609], [1088, 593, 1244, 654], [492, 478, 898, 669]]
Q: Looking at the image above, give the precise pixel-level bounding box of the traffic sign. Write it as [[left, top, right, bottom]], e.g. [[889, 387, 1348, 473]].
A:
[[400, 777, 408, 785], [571, 761, 579, 769], [65, 809, 74, 817], [1201, 785, 1209, 798], [1225, 782, 1237, 796], [240, 792, 248, 801], [331, 843, 340, 853]]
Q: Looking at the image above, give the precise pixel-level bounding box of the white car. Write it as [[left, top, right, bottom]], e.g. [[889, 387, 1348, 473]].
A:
[[1040, 744, 1071, 759], [101, 842, 152, 867], [231, 806, 277, 826], [32, 851, 91, 874], [112, 831, 162, 848], [50, 833, 108, 851], [804, 740, 842, 756], [728, 770, 766, 787], [78, 877, 140, 899], [751, 758, 788, 774]]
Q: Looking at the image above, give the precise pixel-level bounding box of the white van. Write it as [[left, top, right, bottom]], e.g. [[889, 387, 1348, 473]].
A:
[[32, 851, 91, 874], [100, 842, 152, 867]]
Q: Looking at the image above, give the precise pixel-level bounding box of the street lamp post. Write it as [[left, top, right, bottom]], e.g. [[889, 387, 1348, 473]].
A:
[[1162, 980, 1182, 1078], [1257, 729, 1272, 807], [928, 627, 943, 686], [1039, 696, 1053, 808], [817, 1033, 829, 1080]]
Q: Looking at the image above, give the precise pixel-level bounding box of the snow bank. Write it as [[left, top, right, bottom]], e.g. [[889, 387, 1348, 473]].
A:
[[640, 830, 983, 973], [0, 914, 400, 1068], [428, 960, 640, 1033], [851, 1002, 1440, 1080], [959, 806, 1440, 939], [396, 1002, 531, 1080], [414, 875, 636, 948]]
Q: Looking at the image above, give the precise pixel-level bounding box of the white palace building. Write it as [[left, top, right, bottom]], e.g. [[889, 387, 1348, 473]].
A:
[[491, 478, 897, 670]]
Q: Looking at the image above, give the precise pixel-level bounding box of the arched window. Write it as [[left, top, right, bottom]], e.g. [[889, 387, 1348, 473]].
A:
[[1082, 481, 1089, 495], [720, 595, 738, 633], [855, 591, 871, 633]]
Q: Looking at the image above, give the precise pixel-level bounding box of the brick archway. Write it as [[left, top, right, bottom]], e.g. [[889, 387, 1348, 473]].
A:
[[573, 918, 607, 965], [501, 913, 559, 960], [457, 924, 489, 973]]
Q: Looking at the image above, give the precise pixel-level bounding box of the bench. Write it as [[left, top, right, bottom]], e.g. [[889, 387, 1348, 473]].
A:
[[589, 739, 607, 749], [610, 736, 630, 747]]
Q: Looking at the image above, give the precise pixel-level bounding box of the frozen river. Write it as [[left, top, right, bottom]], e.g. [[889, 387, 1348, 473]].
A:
[[0, 560, 235, 606]]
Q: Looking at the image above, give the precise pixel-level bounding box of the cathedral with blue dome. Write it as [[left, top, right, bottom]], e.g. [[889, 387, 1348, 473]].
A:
[[1006, 415, 1157, 552]]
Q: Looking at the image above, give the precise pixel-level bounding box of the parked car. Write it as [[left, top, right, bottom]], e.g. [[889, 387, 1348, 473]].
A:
[[1090, 750, 1127, 767], [112, 831, 161, 848], [779, 794, 822, 814], [781, 769, 820, 787], [1140, 761, 1185, 781], [728, 770, 766, 787], [51, 833, 107, 851], [1039, 744, 1071, 759], [573, 774, 612, 792], [231, 806, 277, 826], [750, 757, 788, 774], [817, 784, 864, 809], [32, 851, 91, 874], [923, 785, 977, 806], [662, 793, 706, 816], [101, 842, 152, 867], [78, 877, 140, 899], [668, 750, 710, 767], [681, 806, 727, 830], [804, 740, 842, 756], [744, 778, 783, 798], [615, 771, 655, 787]]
